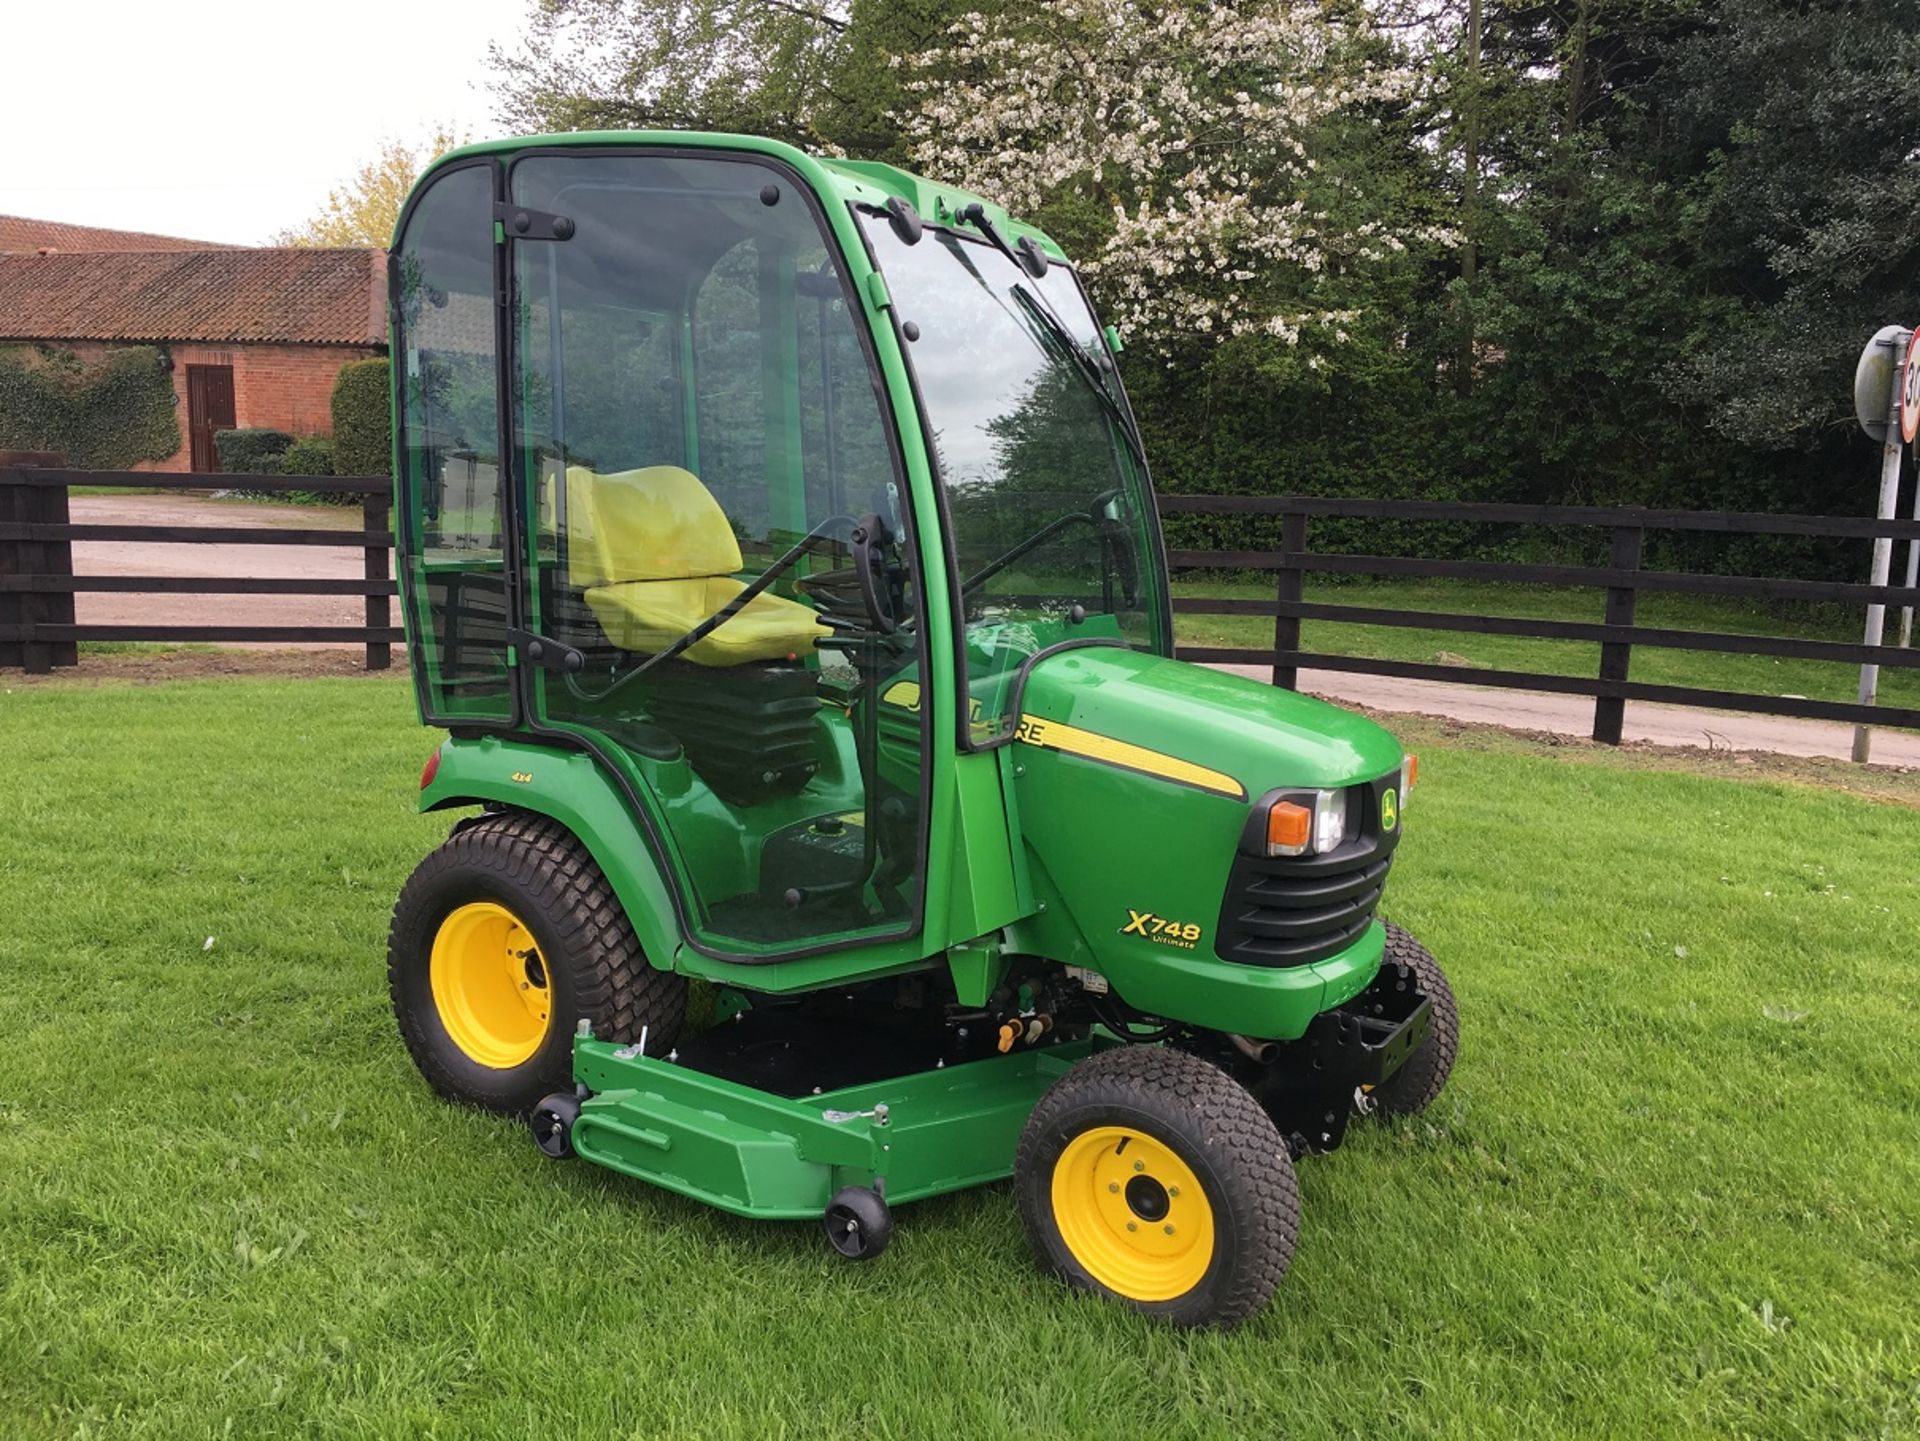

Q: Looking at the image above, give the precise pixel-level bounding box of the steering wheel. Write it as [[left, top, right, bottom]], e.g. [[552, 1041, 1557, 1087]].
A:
[[795, 563, 866, 610], [849, 511, 898, 634]]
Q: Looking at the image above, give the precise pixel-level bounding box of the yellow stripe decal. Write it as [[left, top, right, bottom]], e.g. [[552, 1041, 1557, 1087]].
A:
[[1013, 714, 1246, 800]]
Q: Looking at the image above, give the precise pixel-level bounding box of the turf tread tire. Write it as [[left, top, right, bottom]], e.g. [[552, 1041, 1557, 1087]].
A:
[[388, 809, 684, 1113], [1373, 921, 1457, 1117], [1015, 1044, 1300, 1329]]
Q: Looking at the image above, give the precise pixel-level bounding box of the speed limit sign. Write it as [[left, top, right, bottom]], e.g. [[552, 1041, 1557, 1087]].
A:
[[1901, 329, 1920, 443]]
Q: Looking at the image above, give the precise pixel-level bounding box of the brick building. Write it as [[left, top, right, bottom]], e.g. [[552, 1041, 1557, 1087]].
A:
[[0, 215, 384, 472]]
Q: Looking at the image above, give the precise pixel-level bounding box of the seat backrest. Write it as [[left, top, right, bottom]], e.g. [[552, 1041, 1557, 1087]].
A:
[[563, 465, 744, 589]]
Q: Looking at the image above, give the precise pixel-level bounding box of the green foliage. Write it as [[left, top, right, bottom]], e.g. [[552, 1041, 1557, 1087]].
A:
[[0, 344, 179, 468], [214, 428, 295, 475], [270, 436, 360, 505], [330, 358, 393, 478], [281, 436, 334, 477], [484, 0, 1920, 578], [487, 0, 963, 160]]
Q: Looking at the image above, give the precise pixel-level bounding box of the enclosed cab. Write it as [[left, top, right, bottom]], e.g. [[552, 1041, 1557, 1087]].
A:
[[385, 133, 1456, 1328]]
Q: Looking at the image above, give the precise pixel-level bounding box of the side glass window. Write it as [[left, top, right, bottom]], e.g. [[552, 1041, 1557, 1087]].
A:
[[393, 163, 511, 722], [512, 154, 926, 954]]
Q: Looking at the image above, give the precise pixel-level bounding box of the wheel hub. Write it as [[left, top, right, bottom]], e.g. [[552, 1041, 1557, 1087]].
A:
[[1050, 1126, 1214, 1302], [428, 901, 553, 1069], [1124, 1173, 1170, 1223]]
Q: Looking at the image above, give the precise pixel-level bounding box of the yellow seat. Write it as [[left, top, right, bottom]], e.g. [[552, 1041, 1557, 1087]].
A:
[[563, 465, 827, 667]]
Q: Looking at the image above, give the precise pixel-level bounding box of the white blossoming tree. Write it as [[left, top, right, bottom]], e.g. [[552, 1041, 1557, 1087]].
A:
[[899, 0, 1418, 356]]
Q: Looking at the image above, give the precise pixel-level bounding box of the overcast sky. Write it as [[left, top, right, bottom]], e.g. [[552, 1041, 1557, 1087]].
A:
[[4, 0, 533, 244]]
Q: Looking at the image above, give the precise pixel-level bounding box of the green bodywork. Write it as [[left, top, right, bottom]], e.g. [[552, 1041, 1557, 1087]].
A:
[[399, 131, 1409, 1219], [420, 645, 1400, 1037]]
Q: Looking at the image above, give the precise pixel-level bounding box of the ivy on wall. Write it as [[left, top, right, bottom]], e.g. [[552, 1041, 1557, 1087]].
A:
[[0, 344, 180, 468]]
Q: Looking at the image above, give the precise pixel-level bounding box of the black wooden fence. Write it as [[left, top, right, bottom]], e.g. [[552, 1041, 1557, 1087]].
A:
[[0, 461, 397, 673], [1164, 495, 1920, 740], [7, 467, 1920, 745]]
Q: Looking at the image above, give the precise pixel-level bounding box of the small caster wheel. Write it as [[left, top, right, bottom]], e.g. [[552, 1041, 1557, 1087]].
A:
[[823, 1185, 892, 1260], [531, 1092, 581, 1159]]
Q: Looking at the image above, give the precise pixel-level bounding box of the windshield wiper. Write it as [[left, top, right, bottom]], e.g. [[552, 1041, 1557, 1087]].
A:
[[954, 204, 1147, 471], [1006, 284, 1147, 470]]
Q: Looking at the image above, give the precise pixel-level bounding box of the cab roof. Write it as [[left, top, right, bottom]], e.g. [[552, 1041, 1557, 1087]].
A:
[[421, 131, 1069, 263]]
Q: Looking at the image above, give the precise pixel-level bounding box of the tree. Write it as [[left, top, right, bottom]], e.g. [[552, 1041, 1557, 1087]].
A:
[[486, 0, 964, 159], [1661, 0, 1920, 462], [277, 130, 463, 247], [899, 1, 1426, 355]]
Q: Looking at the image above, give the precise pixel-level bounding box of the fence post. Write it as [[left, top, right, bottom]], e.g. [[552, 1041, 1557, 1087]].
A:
[[1592, 523, 1643, 744], [363, 484, 392, 672], [0, 463, 18, 670], [0, 451, 76, 675], [1272, 510, 1308, 689]]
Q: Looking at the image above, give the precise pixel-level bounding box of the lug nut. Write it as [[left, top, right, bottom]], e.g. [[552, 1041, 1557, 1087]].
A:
[[1126, 1222, 1137, 1232], [1133, 1160, 1145, 1172], [1108, 1182, 1119, 1193], [1163, 1224, 1175, 1235]]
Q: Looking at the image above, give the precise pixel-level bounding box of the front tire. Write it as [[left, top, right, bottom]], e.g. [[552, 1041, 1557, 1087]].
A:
[[1373, 922, 1457, 1116], [1015, 1045, 1299, 1328], [388, 811, 685, 1113]]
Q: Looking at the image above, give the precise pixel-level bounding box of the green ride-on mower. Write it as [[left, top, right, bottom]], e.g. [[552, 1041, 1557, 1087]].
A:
[[384, 131, 1456, 1328]]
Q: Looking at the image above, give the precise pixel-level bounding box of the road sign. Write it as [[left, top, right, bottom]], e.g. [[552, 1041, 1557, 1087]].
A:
[[1855, 324, 1911, 443]]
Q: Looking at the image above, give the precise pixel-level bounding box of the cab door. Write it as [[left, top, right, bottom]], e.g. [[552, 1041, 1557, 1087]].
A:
[[504, 150, 931, 960]]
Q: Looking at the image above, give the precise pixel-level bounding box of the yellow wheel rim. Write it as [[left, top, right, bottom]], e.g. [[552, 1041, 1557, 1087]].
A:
[[1050, 1125, 1215, 1302], [428, 901, 552, 1069]]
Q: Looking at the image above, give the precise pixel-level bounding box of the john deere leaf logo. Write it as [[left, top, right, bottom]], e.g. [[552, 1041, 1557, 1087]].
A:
[[1380, 788, 1398, 831]]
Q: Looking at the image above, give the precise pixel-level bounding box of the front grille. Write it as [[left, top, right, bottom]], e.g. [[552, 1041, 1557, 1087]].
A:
[[1215, 774, 1401, 968]]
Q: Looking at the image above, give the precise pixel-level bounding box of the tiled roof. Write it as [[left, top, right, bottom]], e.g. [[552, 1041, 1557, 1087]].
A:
[[0, 248, 386, 346], [0, 214, 232, 254]]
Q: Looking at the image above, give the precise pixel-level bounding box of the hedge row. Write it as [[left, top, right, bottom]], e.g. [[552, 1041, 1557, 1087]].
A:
[[331, 358, 390, 478]]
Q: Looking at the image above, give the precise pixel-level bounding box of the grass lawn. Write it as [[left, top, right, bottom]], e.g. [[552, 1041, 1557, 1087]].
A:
[[1, 671, 1916, 1439], [1173, 576, 1920, 711]]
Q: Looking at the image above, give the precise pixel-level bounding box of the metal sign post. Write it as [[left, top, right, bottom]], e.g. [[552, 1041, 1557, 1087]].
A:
[[1849, 324, 1916, 763]]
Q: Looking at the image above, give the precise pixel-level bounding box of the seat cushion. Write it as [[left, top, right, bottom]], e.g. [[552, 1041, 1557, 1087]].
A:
[[563, 465, 743, 588], [584, 575, 829, 667]]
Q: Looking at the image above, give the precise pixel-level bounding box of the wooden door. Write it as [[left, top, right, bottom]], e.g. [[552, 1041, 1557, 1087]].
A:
[[186, 364, 235, 472]]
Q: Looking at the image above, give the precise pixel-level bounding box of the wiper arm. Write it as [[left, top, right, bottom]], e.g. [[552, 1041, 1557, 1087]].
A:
[[1006, 284, 1146, 470], [951, 203, 1146, 471]]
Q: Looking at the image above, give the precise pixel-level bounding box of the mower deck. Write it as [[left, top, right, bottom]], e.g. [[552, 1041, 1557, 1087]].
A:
[[571, 1034, 1101, 1220]]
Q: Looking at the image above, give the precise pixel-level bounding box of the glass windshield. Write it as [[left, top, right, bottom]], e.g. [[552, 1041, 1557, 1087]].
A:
[[861, 217, 1166, 742]]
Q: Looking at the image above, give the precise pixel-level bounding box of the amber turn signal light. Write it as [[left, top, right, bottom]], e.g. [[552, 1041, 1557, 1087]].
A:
[[1266, 801, 1312, 856]]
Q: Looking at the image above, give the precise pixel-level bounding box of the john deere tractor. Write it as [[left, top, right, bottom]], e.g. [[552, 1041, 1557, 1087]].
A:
[[385, 132, 1456, 1328]]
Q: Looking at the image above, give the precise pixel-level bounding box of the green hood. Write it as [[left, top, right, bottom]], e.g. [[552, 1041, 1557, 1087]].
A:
[[1017, 645, 1403, 797]]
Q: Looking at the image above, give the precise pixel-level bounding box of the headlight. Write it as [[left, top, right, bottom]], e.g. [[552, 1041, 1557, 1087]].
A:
[[1401, 753, 1417, 812], [1312, 788, 1346, 854], [1264, 788, 1348, 857]]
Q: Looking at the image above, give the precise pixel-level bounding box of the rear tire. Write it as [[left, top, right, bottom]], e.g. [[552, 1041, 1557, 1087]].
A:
[[388, 810, 685, 1113], [1015, 1045, 1299, 1328], [1373, 922, 1457, 1117]]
